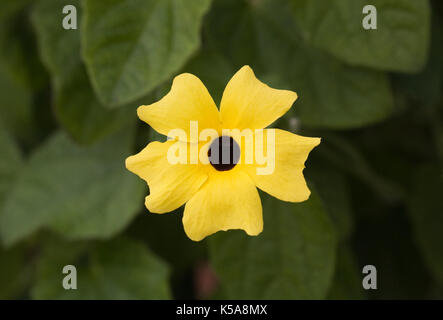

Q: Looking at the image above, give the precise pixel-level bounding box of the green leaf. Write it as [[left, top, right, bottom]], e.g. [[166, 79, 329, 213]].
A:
[[0, 244, 31, 299], [408, 164, 443, 284], [393, 10, 442, 106], [32, 238, 171, 299], [0, 127, 144, 247], [209, 192, 336, 299], [290, 0, 430, 73], [286, 49, 393, 129], [129, 211, 207, 273], [317, 132, 404, 204], [0, 124, 23, 206], [307, 168, 353, 242], [0, 0, 32, 24], [206, 0, 394, 129], [0, 5, 48, 90], [82, 0, 212, 107], [0, 67, 32, 141], [32, 0, 134, 144], [327, 246, 366, 300]]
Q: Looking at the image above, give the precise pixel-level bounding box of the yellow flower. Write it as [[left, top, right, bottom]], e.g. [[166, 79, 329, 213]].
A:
[[125, 66, 320, 241]]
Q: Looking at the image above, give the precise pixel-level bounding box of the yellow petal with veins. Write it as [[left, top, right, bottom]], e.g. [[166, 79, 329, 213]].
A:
[[183, 170, 262, 241], [220, 65, 297, 130], [126, 140, 208, 213], [245, 129, 320, 202], [137, 73, 221, 143]]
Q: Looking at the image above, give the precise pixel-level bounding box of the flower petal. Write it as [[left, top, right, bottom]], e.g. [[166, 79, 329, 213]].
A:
[[246, 129, 320, 202], [183, 170, 262, 241], [125, 140, 207, 213], [220, 65, 297, 130], [137, 73, 221, 142]]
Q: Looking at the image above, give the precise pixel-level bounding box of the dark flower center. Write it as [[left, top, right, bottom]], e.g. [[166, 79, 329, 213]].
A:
[[208, 136, 240, 171]]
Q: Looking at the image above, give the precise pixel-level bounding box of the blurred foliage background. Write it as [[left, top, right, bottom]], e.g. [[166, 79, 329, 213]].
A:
[[0, 0, 442, 300]]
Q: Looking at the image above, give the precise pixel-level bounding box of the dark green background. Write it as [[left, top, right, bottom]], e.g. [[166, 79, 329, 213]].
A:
[[0, 0, 442, 299]]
